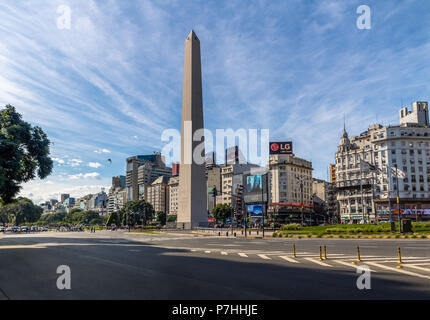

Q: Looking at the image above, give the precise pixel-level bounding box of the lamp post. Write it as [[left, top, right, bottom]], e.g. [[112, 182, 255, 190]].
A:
[[295, 176, 304, 226], [394, 164, 402, 233]]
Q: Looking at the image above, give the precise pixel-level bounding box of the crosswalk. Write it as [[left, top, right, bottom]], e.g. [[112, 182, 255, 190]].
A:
[[185, 248, 430, 280]]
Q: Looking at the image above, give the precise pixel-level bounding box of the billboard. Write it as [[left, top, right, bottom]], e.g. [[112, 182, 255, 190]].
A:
[[243, 174, 268, 203], [225, 146, 239, 164], [246, 175, 263, 193], [269, 141, 293, 155], [247, 204, 263, 215]]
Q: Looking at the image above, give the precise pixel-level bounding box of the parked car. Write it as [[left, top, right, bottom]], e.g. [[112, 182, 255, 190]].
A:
[[0, 226, 5, 232], [12, 226, 20, 233], [6, 227, 13, 233]]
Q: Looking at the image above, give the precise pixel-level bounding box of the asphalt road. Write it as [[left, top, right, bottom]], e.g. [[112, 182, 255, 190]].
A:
[[0, 230, 429, 299]]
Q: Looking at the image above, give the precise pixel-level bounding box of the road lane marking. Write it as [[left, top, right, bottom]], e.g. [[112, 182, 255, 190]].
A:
[[370, 259, 430, 263], [258, 254, 271, 260], [403, 264, 430, 273], [305, 258, 332, 267], [366, 262, 430, 280], [280, 256, 299, 263], [238, 253, 248, 257], [221, 251, 228, 255], [334, 260, 377, 272], [204, 251, 211, 253]]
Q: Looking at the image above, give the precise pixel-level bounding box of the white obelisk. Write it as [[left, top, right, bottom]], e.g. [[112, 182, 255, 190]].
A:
[[177, 30, 207, 229]]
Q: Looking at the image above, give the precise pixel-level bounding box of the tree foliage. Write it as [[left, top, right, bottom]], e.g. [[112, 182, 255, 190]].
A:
[[212, 204, 233, 223], [122, 200, 154, 226], [0, 197, 42, 226], [106, 211, 121, 226], [0, 105, 53, 204], [156, 211, 166, 226]]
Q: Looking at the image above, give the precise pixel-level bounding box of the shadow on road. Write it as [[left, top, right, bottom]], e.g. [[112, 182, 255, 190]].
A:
[[0, 235, 428, 300]]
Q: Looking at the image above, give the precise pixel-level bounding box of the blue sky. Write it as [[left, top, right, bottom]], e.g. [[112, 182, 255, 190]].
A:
[[1, 0, 429, 203]]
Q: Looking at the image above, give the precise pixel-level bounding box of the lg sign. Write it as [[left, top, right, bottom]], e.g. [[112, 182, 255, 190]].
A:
[[269, 142, 293, 155]]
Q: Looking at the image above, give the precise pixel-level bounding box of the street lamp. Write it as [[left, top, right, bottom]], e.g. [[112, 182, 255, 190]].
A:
[[295, 176, 304, 226]]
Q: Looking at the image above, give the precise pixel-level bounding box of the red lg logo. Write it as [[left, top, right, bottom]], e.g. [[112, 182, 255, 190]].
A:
[[270, 143, 279, 152]]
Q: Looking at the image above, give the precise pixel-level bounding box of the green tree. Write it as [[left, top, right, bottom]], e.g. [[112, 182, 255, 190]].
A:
[[156, 211, 166, 226], [0, 197, 43, 225], [123, 200, 154, 226], [212, 204, 233, 223], [72, 210, 99, 224], [106, 211, 121, 226], [0, 105, 53, 204]]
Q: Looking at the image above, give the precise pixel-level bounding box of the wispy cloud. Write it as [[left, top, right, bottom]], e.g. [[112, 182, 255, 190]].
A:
[[0, 0, 427, 202]]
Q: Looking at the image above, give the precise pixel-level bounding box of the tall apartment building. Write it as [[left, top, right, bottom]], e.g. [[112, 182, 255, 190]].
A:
[[269, 154, 313, 204], [268, 154, 313, 223], [335, 101, 430, 223], [168, 175, 179, 216], [126, 154, 172, 202], [146, 176, 170, 214], [108, 175, 126, 214], [220, 163, 259, 205]]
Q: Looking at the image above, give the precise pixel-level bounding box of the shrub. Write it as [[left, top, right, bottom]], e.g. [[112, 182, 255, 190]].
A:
[[280, 224, 301, 231]]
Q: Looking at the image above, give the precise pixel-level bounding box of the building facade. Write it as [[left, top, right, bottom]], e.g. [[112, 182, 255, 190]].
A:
[[126, 154, 172, 202], [146, 176, 170, 214], [335, 101, 430, 223], [168, 175, 179, 216], [268, 154, 313, 224]]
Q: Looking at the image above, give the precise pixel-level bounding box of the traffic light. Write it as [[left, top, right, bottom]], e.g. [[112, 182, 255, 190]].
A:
[[235, 185, 244, 215]]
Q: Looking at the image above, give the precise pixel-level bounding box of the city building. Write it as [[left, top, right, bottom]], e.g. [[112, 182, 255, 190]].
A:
[[168, 175, 179, 216], [62, 197, 75, 212], [126, 153, 172, 202], [60, 194, 70, 204], [172, 163, 180, 176], [207, 165, 221, 212], [335, 101, 430, 223], [107, 175, 126, 214], [312, 178, 339, 224], [146, 176, 170, 214], [268, 154, 313, 224], [220, 163, 259, 206], [112, 175, 126, 189]]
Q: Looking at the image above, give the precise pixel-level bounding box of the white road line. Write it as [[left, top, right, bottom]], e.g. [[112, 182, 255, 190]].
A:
[[366, 262, 430, 280], [304, 257, 332, 267], [221, 251, 228, 255], [371, 259, 430, 263], [258, 254, 271, 260], [334, 260, 377, 272], [403, 264, 430, 273], [280, 256, 299, 263], [343, 257, 428, 262], [204, 251, 211, 253], [238, 253, 248, 257], [191, 249, 197, 252]]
